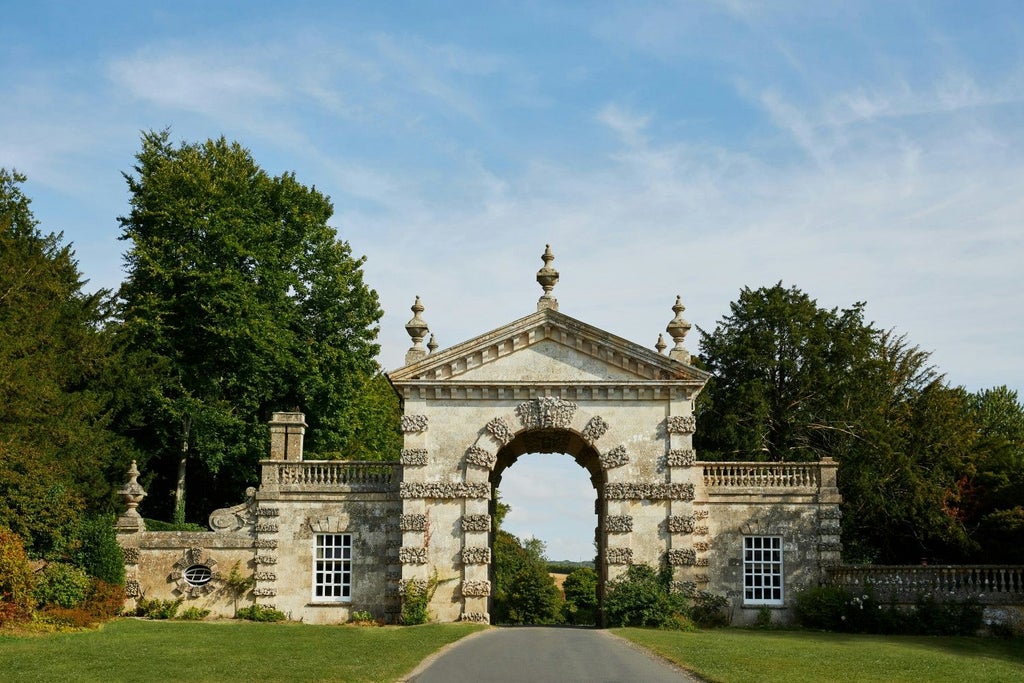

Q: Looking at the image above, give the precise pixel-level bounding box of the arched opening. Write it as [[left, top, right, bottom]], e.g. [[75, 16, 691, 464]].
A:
[[488, 428, 607, 626]]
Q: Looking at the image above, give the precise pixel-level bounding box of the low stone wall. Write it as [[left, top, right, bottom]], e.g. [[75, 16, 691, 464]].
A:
[[119, 531, 256, 618]]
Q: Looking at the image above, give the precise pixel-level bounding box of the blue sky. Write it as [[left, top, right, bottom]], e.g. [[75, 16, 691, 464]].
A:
[[3, 1, 1023, 559]]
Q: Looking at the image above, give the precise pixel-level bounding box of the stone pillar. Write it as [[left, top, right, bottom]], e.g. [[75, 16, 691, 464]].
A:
[[269, 411, 307, 461]]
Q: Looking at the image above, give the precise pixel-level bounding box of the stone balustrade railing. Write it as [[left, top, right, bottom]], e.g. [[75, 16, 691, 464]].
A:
[[702, 462, 822, 489], [261, 461, 400, 491], [827, 565, 1024, 604]]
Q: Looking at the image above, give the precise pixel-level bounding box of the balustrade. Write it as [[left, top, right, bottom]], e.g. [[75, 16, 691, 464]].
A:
[[827, 565, 1024, 603], [702, 462, 821, 488], [264, 461, 400, 490]]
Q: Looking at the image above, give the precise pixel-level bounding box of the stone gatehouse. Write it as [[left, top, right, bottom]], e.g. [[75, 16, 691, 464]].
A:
[[116, 247, 842, 625]]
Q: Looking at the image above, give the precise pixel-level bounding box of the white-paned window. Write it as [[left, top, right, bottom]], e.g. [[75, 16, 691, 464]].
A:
[[313, 533, 352, 602], [743, 536, 783, 605]]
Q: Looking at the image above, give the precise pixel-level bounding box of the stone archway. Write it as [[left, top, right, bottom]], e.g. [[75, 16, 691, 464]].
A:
[[488, 425, 607, 625], [388, 250, 709, 623]]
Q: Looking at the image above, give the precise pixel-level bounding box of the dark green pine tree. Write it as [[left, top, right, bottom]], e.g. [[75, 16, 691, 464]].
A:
[[0, 168, 136, 558], [116, 131, 393, 522]]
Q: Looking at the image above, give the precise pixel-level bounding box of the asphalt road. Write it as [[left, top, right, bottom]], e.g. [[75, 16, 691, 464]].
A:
[[406, 626, 699, 683]]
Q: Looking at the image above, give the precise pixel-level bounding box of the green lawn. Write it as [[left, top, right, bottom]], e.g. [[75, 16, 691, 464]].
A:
[[615, 628, 1024, 683], [0, 619, 485, 682]]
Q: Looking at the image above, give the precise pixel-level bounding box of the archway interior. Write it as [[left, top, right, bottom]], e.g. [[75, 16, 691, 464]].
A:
[[488, 428, 606, 624]]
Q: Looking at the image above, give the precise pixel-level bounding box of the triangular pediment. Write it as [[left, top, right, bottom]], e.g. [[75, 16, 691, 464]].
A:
[[388, 308, 708, 386]]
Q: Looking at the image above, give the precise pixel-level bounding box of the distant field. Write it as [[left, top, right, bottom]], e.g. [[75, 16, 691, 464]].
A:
[[616, 627, 1024, 683]]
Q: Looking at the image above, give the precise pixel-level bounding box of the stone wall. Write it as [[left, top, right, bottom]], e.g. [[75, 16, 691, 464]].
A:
[[119, 531, 256, 618]]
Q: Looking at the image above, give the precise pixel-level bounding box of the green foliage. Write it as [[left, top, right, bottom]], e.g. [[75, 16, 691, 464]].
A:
[[561, 567, 599, 625], [134, 597, 182, 619], [222, 561, 254, 614], [116, 131, 385, 520], [0, 169, 138, 559], [71, 516, 125, 585], [794, 586, 982, 636], [0, 527, 36, 624], [697, 283, 985, 563], [401, 571, 440, 625], [235, 604, 286, 622], [492, 529, 563, 625], [348, 610, 378, 625], [141, 518, 207, 532], [178, 606, 211, 620], [32, 562, 90, 609], [604, 564, 681, 628]]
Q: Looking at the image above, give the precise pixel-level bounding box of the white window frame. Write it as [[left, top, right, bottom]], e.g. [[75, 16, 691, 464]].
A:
[[312, 533, 352, 603], [743, 535, 783, 606]]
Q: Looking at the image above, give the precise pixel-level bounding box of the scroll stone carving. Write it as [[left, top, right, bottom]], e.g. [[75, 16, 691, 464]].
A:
[[465, 446, 497, 469], [515, 397, 577, 430], [667, 515, 696, 534], [254, 572, 277, 581], [694, 541, 711, 552], [399, 514, 427, 531], [606, 548, 633, 565], [666, 415, 697, 434], [125, 579, 141, 598], [401, 414, 429, 433], [400, 482, 491, 499], [256, 507, 279, 517], [461, 580, 491, 597], [255, 523, 278, 533], [665, 449, 696, 467], [461, 547, 491, 564], [672, 581, 697, 596], [694, 508, 709, 520], [668, 549, 697, 566], [606, 515, 633, 533], [605, 482, 695, 501], [254, 555, 278, 565], [486, 417, 516, 445], [694, 526, 709, 536], [208, 487, 257, 532], [400, 449, 428, 466], [461, 514, 491, 532], [460, 612, 490, 623], [122, 546, 140, 564], [581, 416, 609, 444], [399, 547, 428, 564], [695, 558, 710, 567], [254, 539, 278, 549], [253, 587, 277, 597], [599, 445, 629, 469]]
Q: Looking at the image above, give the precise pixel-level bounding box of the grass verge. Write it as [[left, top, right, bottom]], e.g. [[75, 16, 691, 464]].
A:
[[0, 618, 485, 682], [615, 628, 1024, 683]]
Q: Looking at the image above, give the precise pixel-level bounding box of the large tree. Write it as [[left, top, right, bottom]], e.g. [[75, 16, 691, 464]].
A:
[[696, 284, 977, 563], [116, 131, 391, 522], [0, 169, 136, 557]]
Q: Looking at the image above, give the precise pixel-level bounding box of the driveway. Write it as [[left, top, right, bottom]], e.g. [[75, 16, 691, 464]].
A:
[[405, 626, 700, 683]]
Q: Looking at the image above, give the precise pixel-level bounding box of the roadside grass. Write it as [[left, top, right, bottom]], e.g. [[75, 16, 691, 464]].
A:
[[0, 618, 485, 682], [615, 628, 1024, 683]]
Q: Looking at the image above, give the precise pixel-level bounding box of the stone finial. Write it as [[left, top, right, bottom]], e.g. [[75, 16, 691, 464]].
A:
[[666, 295, 692, 363], [655, 333, 667, 355], [536, 244, 559, 311], [427, 334, 439, 354], [115, 460, 147, 533], [404, 296, 430, 364]]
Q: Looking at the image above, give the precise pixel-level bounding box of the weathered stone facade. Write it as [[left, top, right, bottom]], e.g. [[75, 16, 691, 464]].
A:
[[116, 248, 841, 626]]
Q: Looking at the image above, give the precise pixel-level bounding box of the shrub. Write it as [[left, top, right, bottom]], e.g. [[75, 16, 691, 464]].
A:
[[135, 597, 182, 619], [401, 574, 438, 626], [38, 605, 100, 629], [83, 579, 125, 620], [178, 606, 210, 620], [794, 585, 853, 631], [605, 564, 680, 628], [349, 610, 378, 625], [142, 518, 206, 532], [236, 604, 286, 622], [33, 562, 91, 608], [72, 516, 125, 585], [691, 591, 730, 628], [0, 527, 36, 625]]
